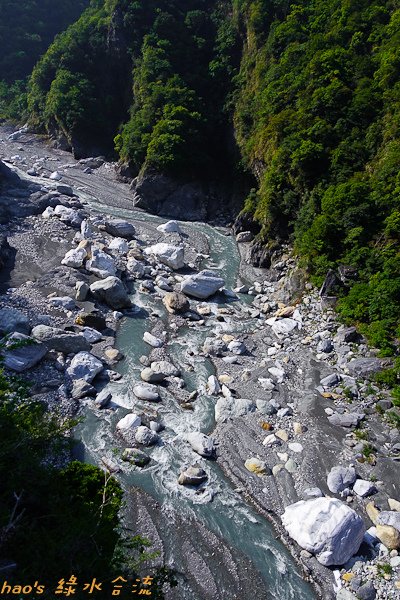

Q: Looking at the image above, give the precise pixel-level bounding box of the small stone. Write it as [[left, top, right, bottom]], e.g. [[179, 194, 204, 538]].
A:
[[353, 479, 376, 498], [293, 422, 304, 435], [272, 464, 284, 476], [388, 498, 400, 512], [276, 429, 289, 442], [288, 442, 303, 453], [285, 458, 297, 473], [245, 457, 268, 475], [356, 581, 376, 600], [376, 525, 400, 549]]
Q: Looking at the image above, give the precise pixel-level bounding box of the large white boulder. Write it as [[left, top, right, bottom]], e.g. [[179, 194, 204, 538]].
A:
[[86, 249, 116, 278], [144, 243, 184, 270], [67, 351, 103, 382], [281, 497, 365, 566], [116, 413, 141, 432], [61, 247, 87, 269], [215, 397, 256, 422], [186, 432, 214, 458], [180, 270, 225, 299], [157, 220, 182, 234]]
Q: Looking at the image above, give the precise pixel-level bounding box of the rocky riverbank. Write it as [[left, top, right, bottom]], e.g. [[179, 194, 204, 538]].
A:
[[1, 125, 400, 600]]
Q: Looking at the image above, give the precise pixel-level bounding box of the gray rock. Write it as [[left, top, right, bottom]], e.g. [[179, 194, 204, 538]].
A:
[[377, 511, 400, 532], [3, 332, 47, 372], [328, 413, 365, 428], [143, 332, 163, 348], [186, 432, 214, 458], [336, 590, 357, 600], [81, 327, 102, 343], [317, 339, 334, 353], [202, 337, 227, 356], [71, 379, 96, 400], [31, 325, 90, 353], [207, 375, 221, 395], [320, 373, 340, 387], [144, 243, 184, 270], [335, 326, 360, 344], [122, 448, 150, 467], [86, 249, 116, 278], [327, 466, 357, 494], [227, 340, 247, 355], [67, 351, 103, 382], [356, 582, 376, 600], [236, 231, 253, 243], [140, 367, 165, 384], [94, 389, 112, 408], [56, 184, 73, 196], [302, 488, 324, 499], [150, 360, 180, 377], [346, 358, 383, 378], [75, 281, 89, 301], [281, 497, 365, 566], [133, 383, 160, 402], [49, 296, 76, 311], [256, 399, 278, 416], [178, 465, 208, 486], [135, 425, 159, 446], [0, 308, 30, 335], [181, 270, 224, 299], [271, 318, 299, 337], [104, 219, 135, 239], [90, 276, 131, 309], [215, 397, 256, 422], [353, 479, 376, 498]]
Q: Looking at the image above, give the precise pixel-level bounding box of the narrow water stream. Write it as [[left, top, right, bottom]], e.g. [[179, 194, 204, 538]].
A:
[[74, 198, 316, 599]]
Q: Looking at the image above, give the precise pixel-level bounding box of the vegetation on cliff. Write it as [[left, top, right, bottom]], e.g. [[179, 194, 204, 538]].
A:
[[0, 0, 89, 119]]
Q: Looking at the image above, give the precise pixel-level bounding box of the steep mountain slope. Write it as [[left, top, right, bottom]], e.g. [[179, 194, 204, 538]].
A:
[[0, 0, 89, 118]]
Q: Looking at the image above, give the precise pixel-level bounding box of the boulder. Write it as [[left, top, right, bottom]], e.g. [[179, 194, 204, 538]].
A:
[[227, 340, 247, 355], [377, 511, 400, 532], [133, 383, 160, 402], [31, 325, 90, 353], [375, 525, 400, 549], [94, 389, 112, 408], [281, 497, 365, 566], [135, 425, 159, 446], [271, 318, 299, 337], [144, 243, 184, 270], [75, 281, 89, 301], [320, 373, 340, 387], [215, 397, 256, 422], [202, 337, 227, 356], [143, 332, 163, 348], [0, 308, 30, 335], [90, 277, 131, 309], [61, 247, 87, 268], [140, 367, 165, 384], [353, 479, 376, 498], [163, 292, 190, 314], [67, 351, 103, 382], [327, 466, 357, 494], [328, 412, 364, 428], [150, 360, 180, 377], [178, 465, 207, 486], [108, 237, 129, 253], [86, 249, 116, 278], [126, 257, 145, 278], [2, 332, 47, 372], [157, 220, 182, 234], [207, 375, 221, 396], [116, 413, 141, 432], [81, 327, 102, 344], [346, 358, 383, 378], [236, 231, 253, 243], [244, 457, 268, 475], [49, 296, 76, 311], [71, 379, 96, 400], [56, 184, 73, 196], [186, 432, 214, 458], [75, 312, 106, 331], [122, 448, 150, 467], [181, 270, 224, 299], [104, 219, 135, 239]]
